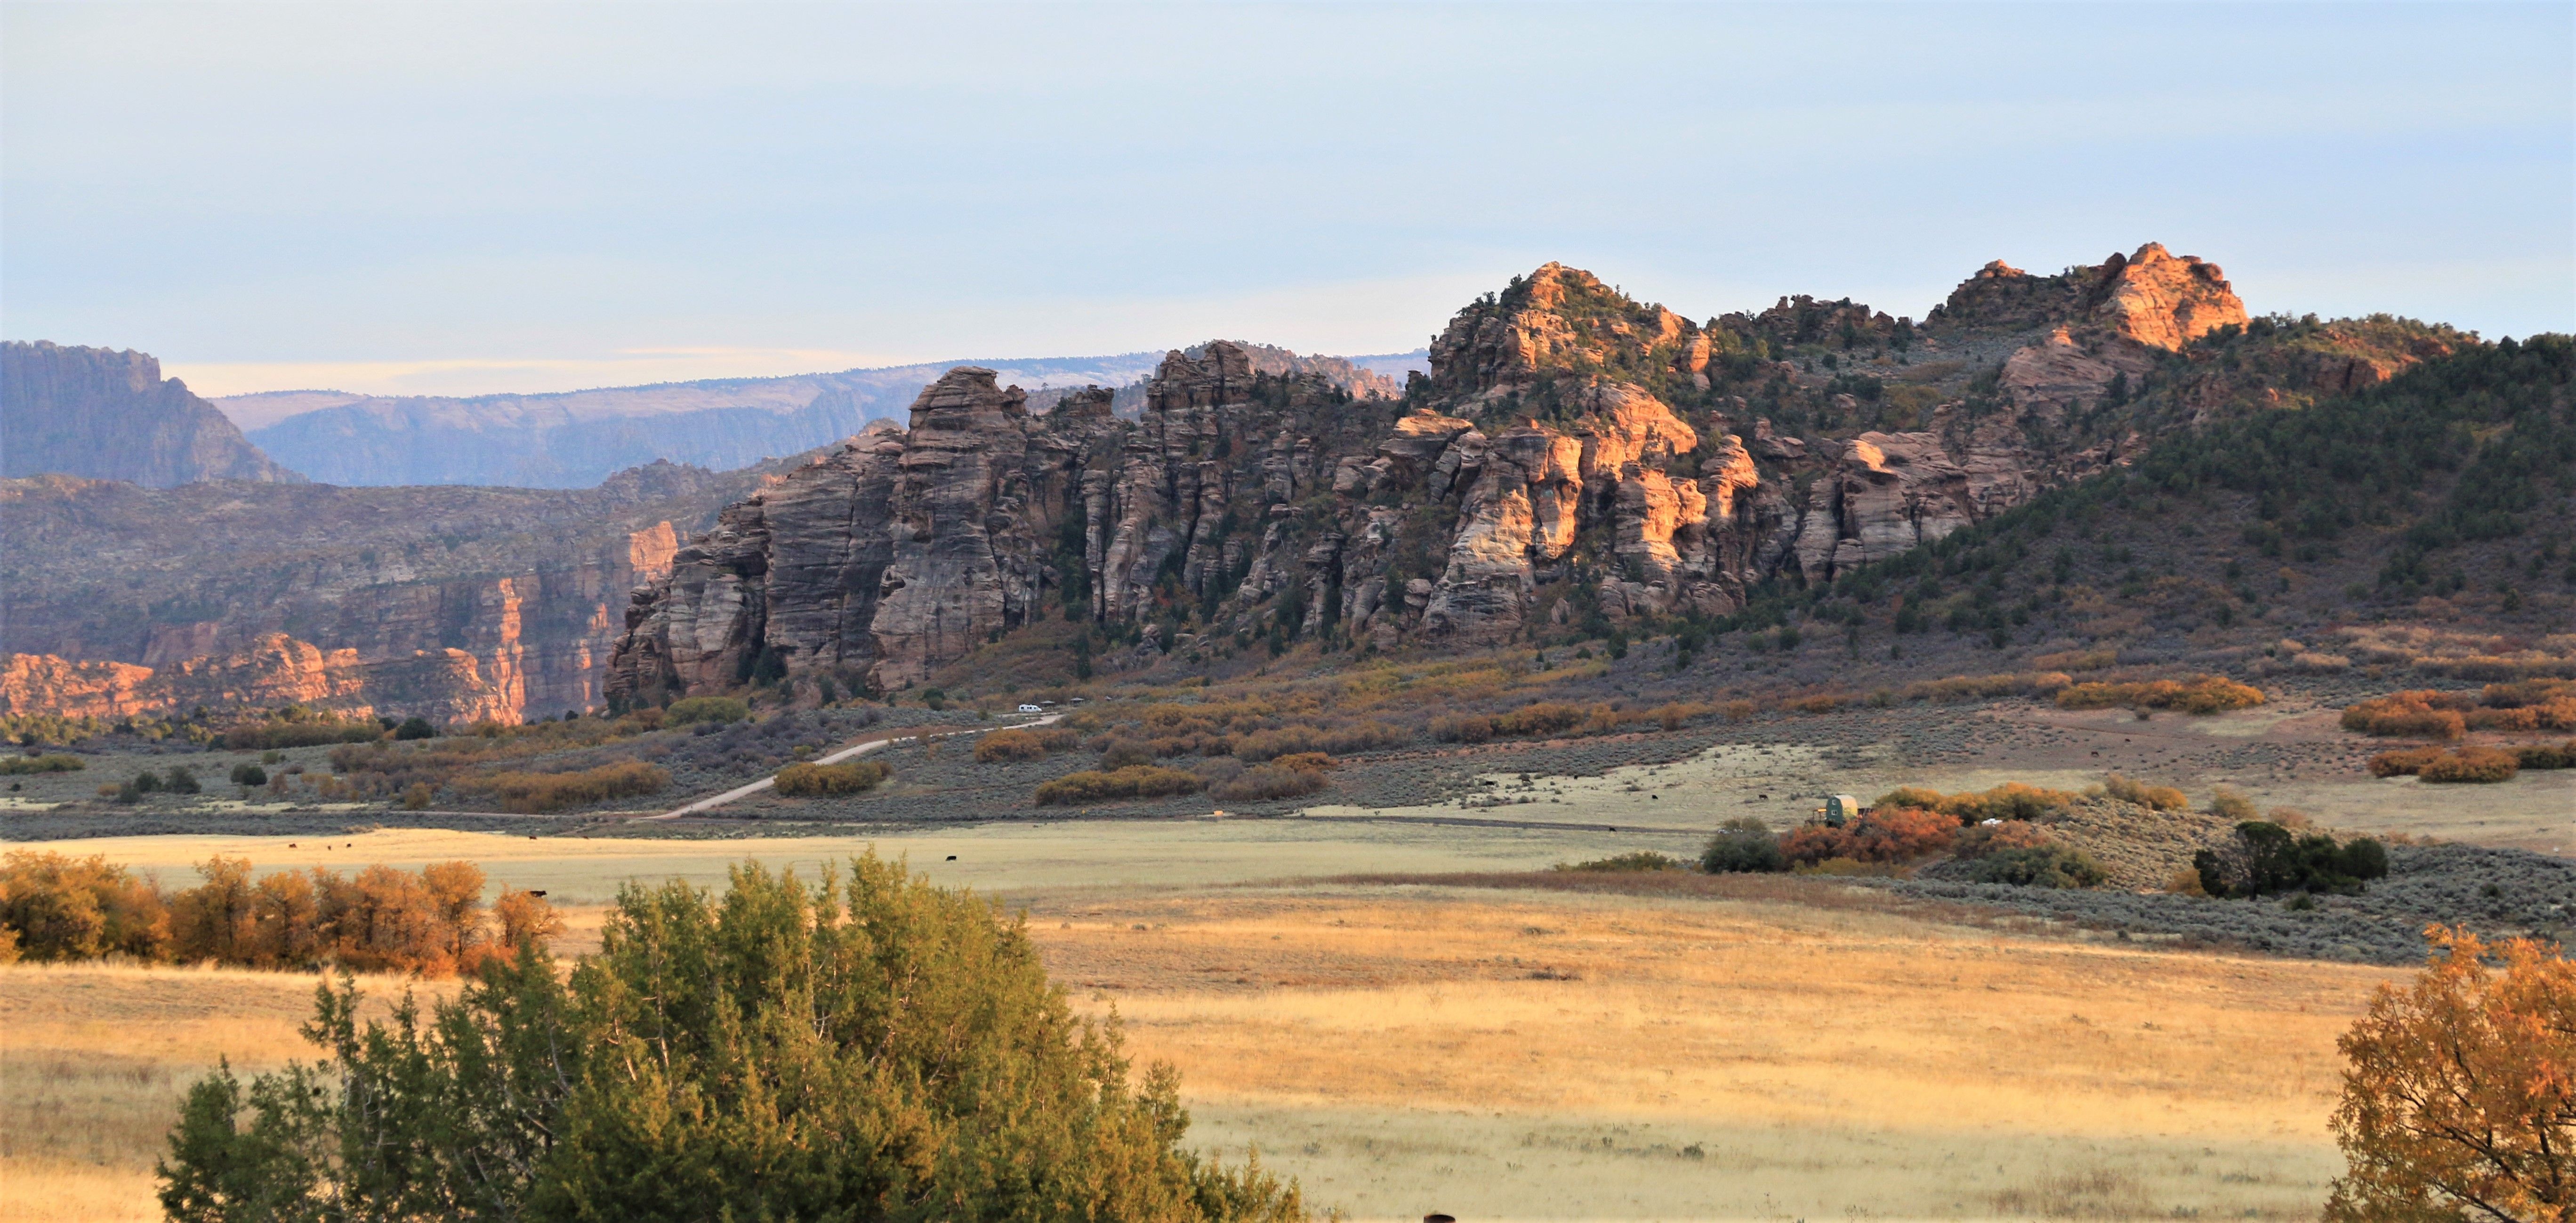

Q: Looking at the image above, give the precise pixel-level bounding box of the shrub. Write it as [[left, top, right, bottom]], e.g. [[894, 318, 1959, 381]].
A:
[[154, 856, 1307, 1223], [2032, 648, 2117, 672], [1844, 807, 1958, 862], [2195, 821, 2390, 897], [1902, 672, 2074, 703], [1429, 702, 1686, 745], [1033, 765, 1206, 806], [1783, 807, 1956, 866], [2514, 740, 2576, 769], [1208, 763, 1328, 802], [2056, 674, 2264, 714], [1869, 781, 2077, 823], [227, 763, 268, 787], [1970, 782, 2081, 821], [1953, 820, 2056, 860], [1700, 818, 1786, 873], [2368, 747, 2449, 778], [665, 695, 751, 726], [1430, 713, 1493, 743], [1779, 824, 1852, 866], [218, 718, 383, 750], [1096, 737, 1156, 770], [1494, 702, 1591, 737], [2419, 747, 2519, 784], [975, 729, 1051, 763], [393, 716, 438, 741], [1968, 845, 2109, 889], [163, 766, 201, 795], [1238, 721, 1407, 761], [774, 759, 892, 797], [2341, 692, 2471, 740], [1554, 852, 1682, 872], [2370, 746, 2522, 783], [2208, 786, 2259, 821], [478, 761, 670, 813], [2104, 772, 2189, 812], [0, 753, 83, 775]]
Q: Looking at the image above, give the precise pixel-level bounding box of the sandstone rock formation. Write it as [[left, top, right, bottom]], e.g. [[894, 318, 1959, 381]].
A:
[[3, 341, 302, 487], [1924, 242, 2246, 351], [1425, 263, 1710, 402], [614, 256, 2277, 697], [608, 347, 1382, 700], [0, 635, 526, 726]]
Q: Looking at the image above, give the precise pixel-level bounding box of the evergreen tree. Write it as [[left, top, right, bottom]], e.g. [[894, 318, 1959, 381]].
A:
[[158, 855, 1308, 1223]]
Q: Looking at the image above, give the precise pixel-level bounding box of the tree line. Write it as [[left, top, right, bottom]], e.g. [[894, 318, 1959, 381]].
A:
[[0, 851, 558, 975]]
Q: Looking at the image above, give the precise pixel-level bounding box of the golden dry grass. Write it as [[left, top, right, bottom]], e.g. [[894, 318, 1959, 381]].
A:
[[1, 878, 2398, 1221], [0, 962, 438, 1223], [1025, 884, 2395, 1221]]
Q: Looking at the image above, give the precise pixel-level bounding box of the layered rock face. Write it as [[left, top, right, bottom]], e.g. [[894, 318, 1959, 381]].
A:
[[608, 351, 1355, 699], [3, 341, 303, 487], [1, 461, 749, 723], [604, 273, 2036, 693], [599, 244, 2439, 700]]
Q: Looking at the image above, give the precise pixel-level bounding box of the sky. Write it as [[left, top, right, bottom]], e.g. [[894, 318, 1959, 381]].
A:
[[4, 1, 2570, 399]]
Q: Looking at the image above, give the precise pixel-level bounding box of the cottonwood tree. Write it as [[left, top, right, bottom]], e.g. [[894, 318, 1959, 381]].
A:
[[2326, 928, 2573, 1223]]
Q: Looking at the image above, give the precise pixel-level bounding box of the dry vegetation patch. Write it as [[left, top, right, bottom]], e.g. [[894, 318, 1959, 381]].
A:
[[0, 963, 437, 1223], [1026, 886, 2391, 1220]]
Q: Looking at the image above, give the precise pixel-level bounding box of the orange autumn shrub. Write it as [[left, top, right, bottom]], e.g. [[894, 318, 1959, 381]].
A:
[[1844, 807, 1959, 862], [1779, 825, 1853, 867], [2418, 747, 2520, 784], [1784, 808, 1957, 866], [2370, 747, 2520, 783], [2057, 674, 2265, 714], [2341, 691, 2473, 740]]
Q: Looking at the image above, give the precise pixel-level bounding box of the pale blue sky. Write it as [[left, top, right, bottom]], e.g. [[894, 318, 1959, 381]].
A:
[[5, 1, 2569, 397]]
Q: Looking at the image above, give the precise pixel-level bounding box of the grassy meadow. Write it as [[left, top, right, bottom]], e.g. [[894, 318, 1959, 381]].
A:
[[0, 833, 2402, 1222]]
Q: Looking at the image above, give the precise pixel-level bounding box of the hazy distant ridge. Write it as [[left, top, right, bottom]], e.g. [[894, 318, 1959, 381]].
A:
[[229, 349, 1426, 488], [3, 341, 303, 488]]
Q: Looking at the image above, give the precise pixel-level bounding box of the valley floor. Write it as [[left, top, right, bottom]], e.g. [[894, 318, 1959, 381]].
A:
[[9, 697, 2559, 1222], [3, 830, 2400, 1223]]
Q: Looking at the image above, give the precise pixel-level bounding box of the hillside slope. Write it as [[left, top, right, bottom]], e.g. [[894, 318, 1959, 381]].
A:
[[2, 341, 302, 487]]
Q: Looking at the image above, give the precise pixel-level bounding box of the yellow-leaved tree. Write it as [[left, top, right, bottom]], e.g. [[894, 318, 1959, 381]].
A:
[[2327, 928, 2574, 1223]]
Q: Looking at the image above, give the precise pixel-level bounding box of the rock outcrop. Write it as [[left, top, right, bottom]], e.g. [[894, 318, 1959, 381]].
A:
[[1425, 263, 1709, 402], [609, 368, 1117, 700], [574, 246, 2485, 702], [3, 341, 303, 487], [1924, 242, 2246, 352]]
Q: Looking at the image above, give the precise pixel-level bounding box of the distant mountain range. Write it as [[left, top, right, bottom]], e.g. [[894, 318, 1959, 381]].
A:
[[215, 347, 1428, 488]]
